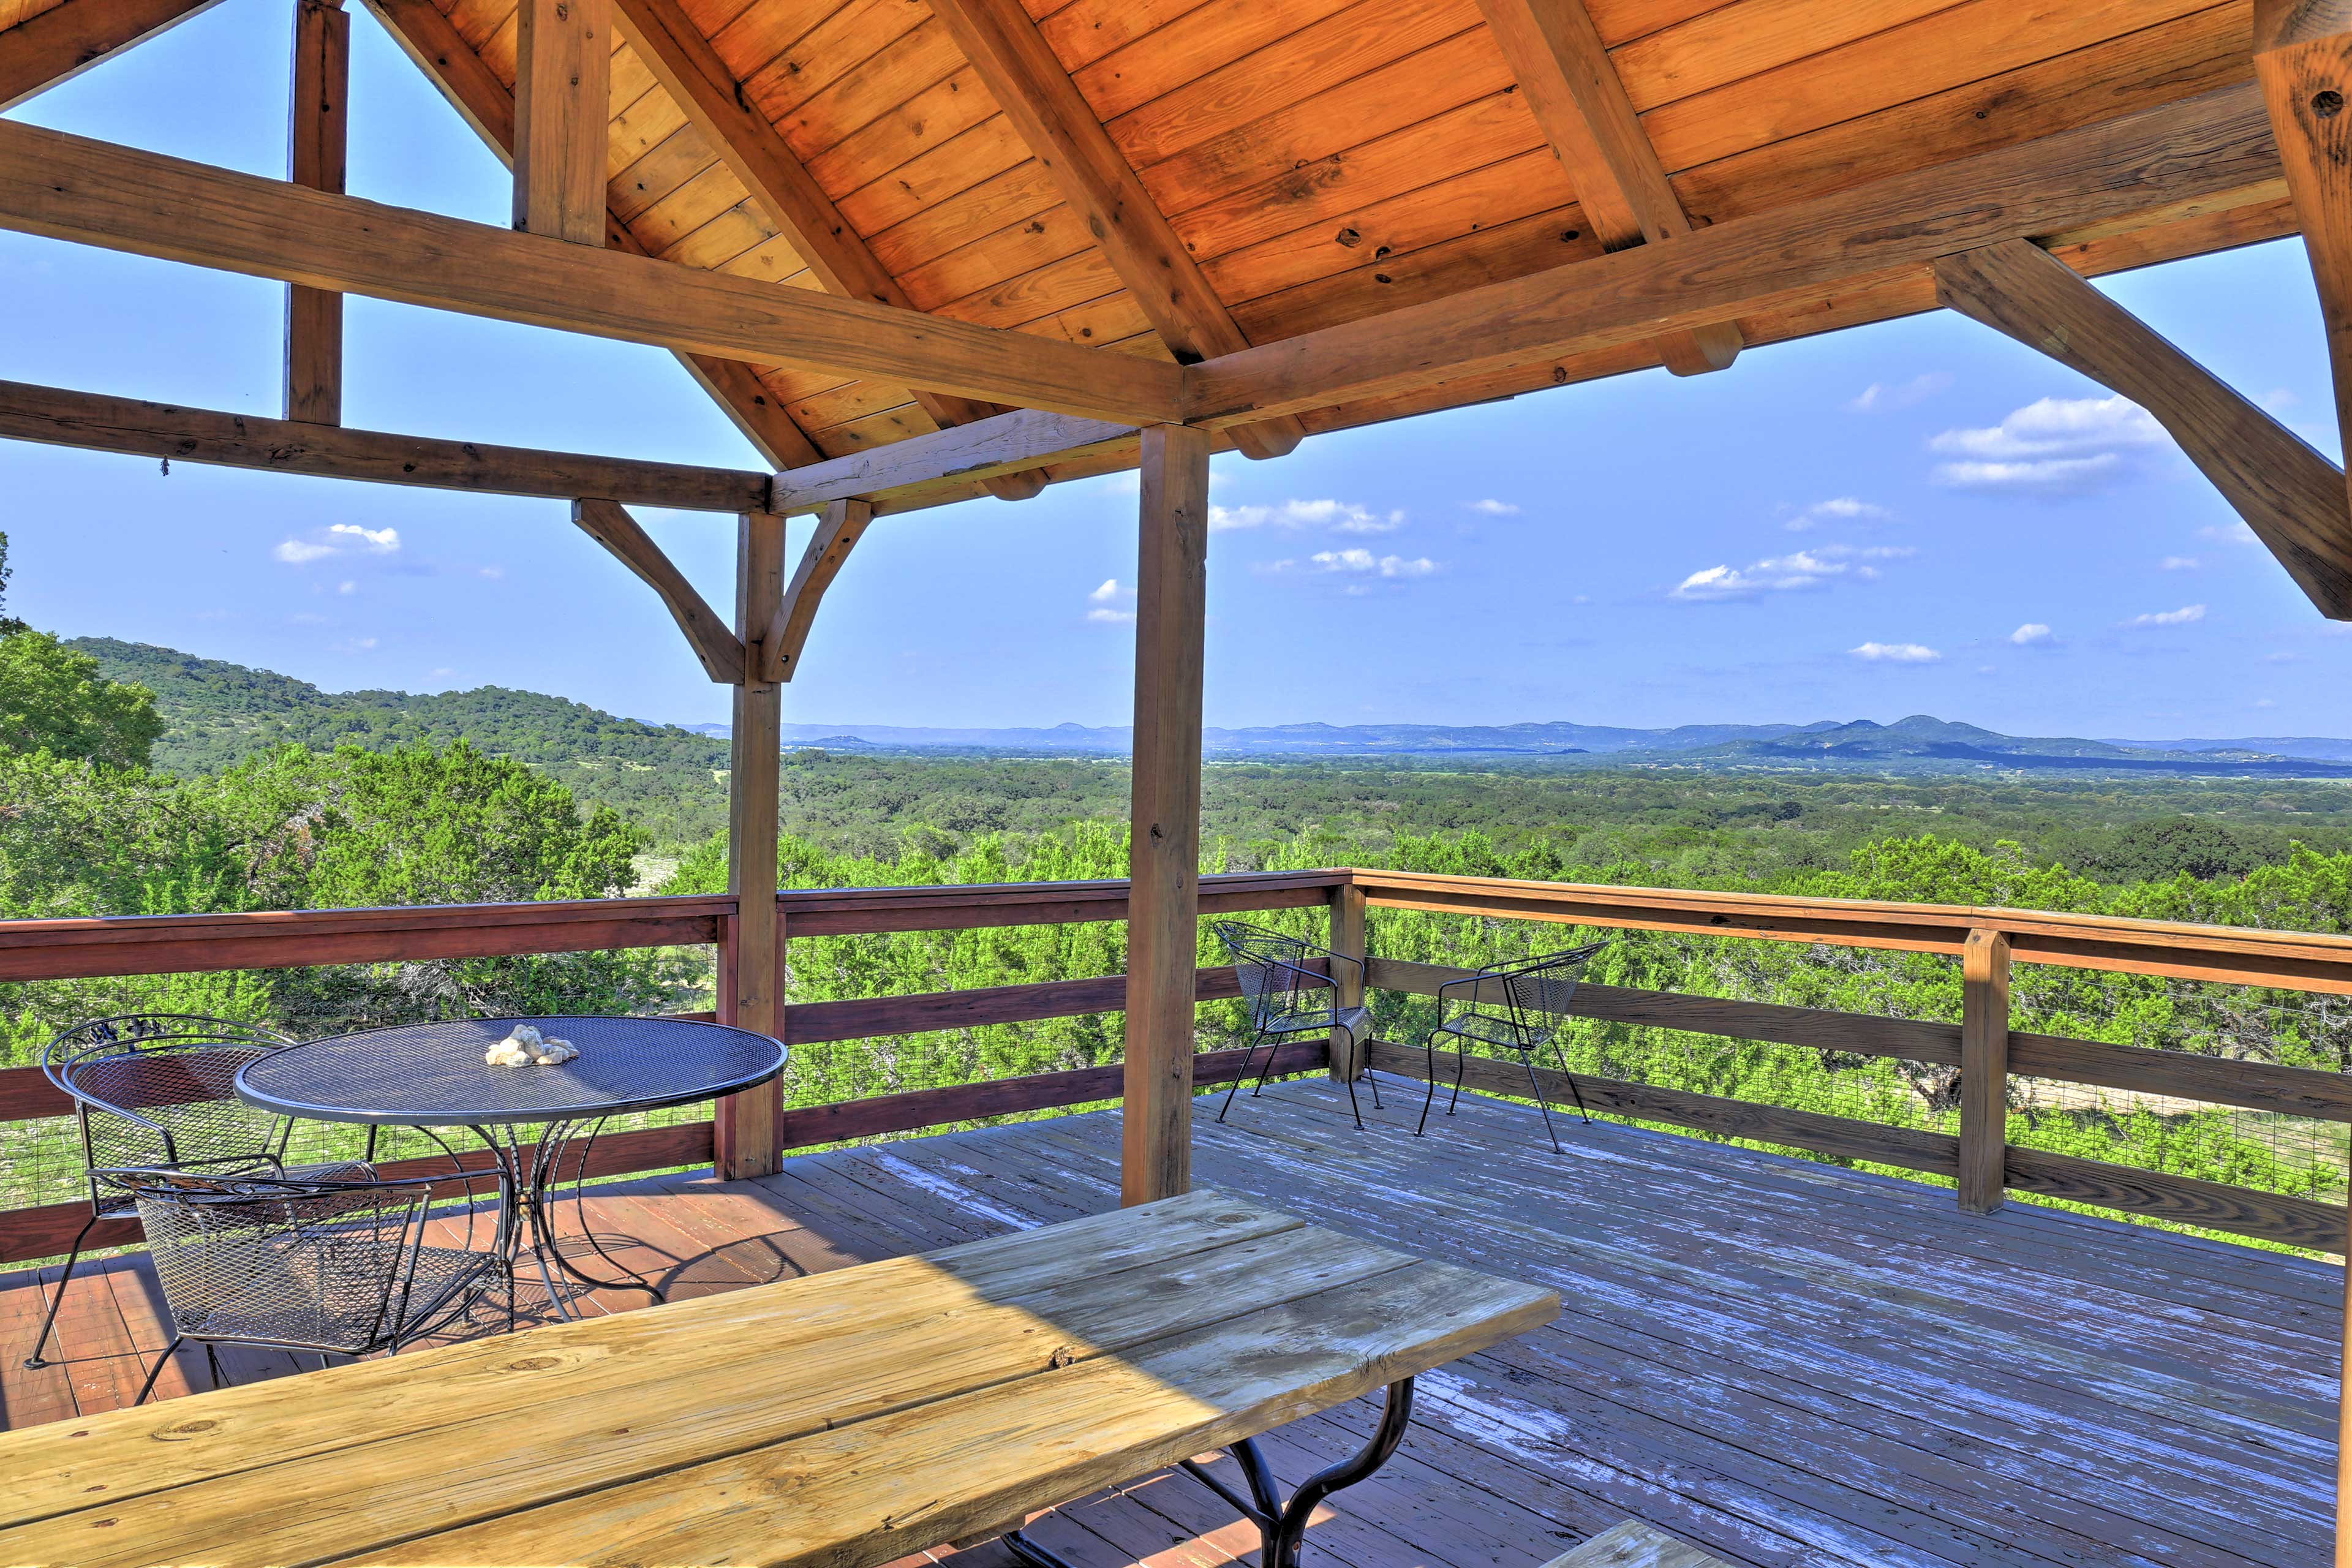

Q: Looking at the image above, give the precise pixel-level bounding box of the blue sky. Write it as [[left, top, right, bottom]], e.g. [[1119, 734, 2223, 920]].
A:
[[4, 0, 2350, 739]]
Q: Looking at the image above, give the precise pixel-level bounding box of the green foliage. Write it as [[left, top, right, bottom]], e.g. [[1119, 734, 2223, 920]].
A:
[[0, 633, 164, 769]]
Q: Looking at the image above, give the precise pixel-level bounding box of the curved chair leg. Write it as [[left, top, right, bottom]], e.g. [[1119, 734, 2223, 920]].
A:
[[1218, 1039, 1270, 1124], [202, 1341, 226, 1392], [1550, 1039, 1592, 1125], [1521, 1051, 1564, 1155], [134, 1336, 184, 1405], [1416, 1038, 1439, 1136], [1448, 1044, 1469, 1117], [22, 1210, 99, 1368]]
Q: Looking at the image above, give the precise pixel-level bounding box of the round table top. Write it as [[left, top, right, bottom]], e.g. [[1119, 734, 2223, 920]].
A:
[[233, 1016, 786, 1127]]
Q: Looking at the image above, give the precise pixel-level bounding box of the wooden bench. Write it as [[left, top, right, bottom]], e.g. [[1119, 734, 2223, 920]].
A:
[[1542, 1522, 1739, 1568], [0, 1188, 1558, 1568]]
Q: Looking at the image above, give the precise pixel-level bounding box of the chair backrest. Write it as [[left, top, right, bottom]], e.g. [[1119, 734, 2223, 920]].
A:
[[45, 1016, 301, 1207], [118, 1170, 429, 1354], [1214, 921, 1329, 1032], [1493, 943, 1608, 1041]]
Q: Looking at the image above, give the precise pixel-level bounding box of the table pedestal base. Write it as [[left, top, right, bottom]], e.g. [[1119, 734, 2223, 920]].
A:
[[469, 1119, 666, 1324]]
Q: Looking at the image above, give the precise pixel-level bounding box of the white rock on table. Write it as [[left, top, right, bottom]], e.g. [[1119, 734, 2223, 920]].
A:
[[484, 1040, 534, 1067], [529, 1037, 579, 1065]]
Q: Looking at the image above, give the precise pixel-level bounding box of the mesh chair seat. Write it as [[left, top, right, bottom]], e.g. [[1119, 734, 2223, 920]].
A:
[[1432, 1011, 1555, 1050], [1257, 1003, 1373, 1038]]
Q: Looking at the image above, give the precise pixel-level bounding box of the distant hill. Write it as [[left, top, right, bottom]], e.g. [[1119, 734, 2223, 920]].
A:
[[1682, 715, 2352, 777], [745, 718, 1838, 756]]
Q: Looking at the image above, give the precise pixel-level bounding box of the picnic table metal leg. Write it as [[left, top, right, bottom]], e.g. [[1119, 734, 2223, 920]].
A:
[[1001, 1378, 1416, 1568]]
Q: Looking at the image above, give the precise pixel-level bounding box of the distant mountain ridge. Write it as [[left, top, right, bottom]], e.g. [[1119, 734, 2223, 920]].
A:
[[73, 639, 2352, 780]]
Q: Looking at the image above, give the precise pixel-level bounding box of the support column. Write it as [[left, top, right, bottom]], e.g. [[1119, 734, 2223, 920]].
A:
[[513, 0, 611, 244], [285, 0, 347, 424], [1958, 927, 2011, 1214], [716, 510, 785, 1180], [1121, 423, 1210, 1207], [1327, 881, 1366, 1083]]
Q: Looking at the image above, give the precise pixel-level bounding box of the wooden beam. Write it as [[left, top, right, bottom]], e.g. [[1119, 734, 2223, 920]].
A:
[[1958, 927, 2010, 1215], [0, 377, 773, 511], [285, 0, 348, 426], [924, 0, 1303, 463], [511, 0, 609, 245], [571, 499, 745, 682], [1122, 423, 1210, 1207], [1471, 0, 1738, 377], [0, 0, 221, 111], [1186, 85, 2283, 427], [2256, 0, 2352, 546], [608, 0, 1035, 503], [768, 499, 870, 683], [717, 510, 785, 1178], [772, 409, 1135, 514], [0, 116, 1188, 425], [1933, 238, 2352, 619], [359, 0, 823, 468]]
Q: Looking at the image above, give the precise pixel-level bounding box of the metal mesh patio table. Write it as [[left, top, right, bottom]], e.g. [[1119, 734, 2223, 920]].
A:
[[235, 1016, 785, 1323]]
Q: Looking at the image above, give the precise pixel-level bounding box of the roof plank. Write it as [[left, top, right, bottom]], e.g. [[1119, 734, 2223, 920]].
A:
[[0, 0, 219, 111]]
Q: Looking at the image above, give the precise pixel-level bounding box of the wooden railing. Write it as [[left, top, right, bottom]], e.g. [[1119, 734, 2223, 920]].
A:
[[4, 865, 2351, 1261]]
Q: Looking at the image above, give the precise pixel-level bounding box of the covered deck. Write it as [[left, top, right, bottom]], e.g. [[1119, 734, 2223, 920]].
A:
[[5, 1076, 2329, 1568]]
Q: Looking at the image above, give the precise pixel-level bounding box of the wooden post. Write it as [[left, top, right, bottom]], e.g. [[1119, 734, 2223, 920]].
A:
[[2256, 0, 2352, 526], [1958, 927, 2011, 1214], [513, 0, 611, 244], [715, 510, 784, 1180], [1121, 423, 1210, 1207], [285, 0, 347, 424], [1327, 881, 1366, 1083]]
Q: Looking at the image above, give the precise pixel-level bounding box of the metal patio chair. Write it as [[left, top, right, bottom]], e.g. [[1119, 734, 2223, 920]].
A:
[[1214, 921, 1382, 1131], [23, 1014, 385, 1370], [112, 1167, 495, 1403], [1416, 941, 1608, 1153]]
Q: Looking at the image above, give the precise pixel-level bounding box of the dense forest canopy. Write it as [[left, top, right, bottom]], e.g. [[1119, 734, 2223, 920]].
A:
[[7, 571, 2352, 1242]]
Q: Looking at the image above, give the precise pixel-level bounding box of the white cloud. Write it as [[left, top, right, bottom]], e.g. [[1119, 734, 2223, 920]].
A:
[[2199, 520, 2262, 548], [2159, 556, 2202, 571], [2009, 623, 2053, 646], [1210, 499, 1403, 535], [2256, 697, 2279, 710], [330, 524, 401, 551], [273, 538, 334, 564], [1084, 577, 1135, 624], [478, 565, 504, 579], [1464, 499, 1520, 516], [2124, 604, 2206, 628], [1847, 372, 1953, 413], [1311, 549, 1436, 578], [1851, 642, 1942, 663], [337, 580, 356, 595], [1929, 395, 2167, 493], [1785, 496, 1893, 531], [1672, 543, 1910, 601]]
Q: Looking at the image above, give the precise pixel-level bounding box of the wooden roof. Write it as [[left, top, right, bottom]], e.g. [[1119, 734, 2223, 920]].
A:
[[355, 0, 2287, 499]]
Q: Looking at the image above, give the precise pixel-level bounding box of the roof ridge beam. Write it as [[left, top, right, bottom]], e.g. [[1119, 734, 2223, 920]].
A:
[[0, 116, 1188, 424], [1934, 238, 2351, 619], [1185, 84, 2282, 428], [1474, 0, 1740, 376], [925, 0, 1305, 461], [358, 0, 826, 467], [610, 0, 1040, 502]]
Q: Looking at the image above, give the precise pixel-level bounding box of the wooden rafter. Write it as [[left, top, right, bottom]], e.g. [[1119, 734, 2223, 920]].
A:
[[512, 0, 610, 245], [358, 0, 824, 467], [0, 116, 1188, 423], [2255, 0, 2352, 527], [773, 409, 1135, 514], [1186, 85, 2282, 426], [0, 0, 219, 111], [924, 0, 1305, 463], [1934, 238, 2352, 619], [0, 377, 774, 511], [284, 0, 347, 426], [608, 0, 1038, 503], [1472, 0, 1740, 377], [768, 499, 871, 682], [571, 499, 746, 680]]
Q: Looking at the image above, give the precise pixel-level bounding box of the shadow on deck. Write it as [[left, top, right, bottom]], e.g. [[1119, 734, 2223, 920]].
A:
[[1, 1076, 2336, 1568]]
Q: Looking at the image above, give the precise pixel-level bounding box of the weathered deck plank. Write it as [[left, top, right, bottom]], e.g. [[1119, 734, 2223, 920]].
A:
[[0, 1079, 2332, 1568]]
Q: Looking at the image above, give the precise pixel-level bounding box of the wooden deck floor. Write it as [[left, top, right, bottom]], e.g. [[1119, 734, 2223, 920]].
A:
[[1, 1077, 2339, 1568]]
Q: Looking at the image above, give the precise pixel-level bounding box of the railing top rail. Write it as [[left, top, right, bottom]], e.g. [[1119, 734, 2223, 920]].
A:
[[1347, 869, 2352, 993]]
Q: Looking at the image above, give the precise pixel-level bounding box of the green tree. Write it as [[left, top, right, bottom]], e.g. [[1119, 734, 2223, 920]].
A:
[[0, 631, 164, 769]]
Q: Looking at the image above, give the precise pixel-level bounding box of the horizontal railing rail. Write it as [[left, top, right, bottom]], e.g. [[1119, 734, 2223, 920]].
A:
[[1, 865, 2346, 1259]]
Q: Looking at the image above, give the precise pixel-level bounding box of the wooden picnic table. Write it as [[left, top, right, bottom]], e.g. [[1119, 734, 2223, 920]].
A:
[[0, 1188, 1558, 1568]]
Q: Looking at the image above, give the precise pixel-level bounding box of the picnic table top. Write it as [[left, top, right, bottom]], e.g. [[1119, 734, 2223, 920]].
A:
[[0, 1188, 1558, 1568]]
